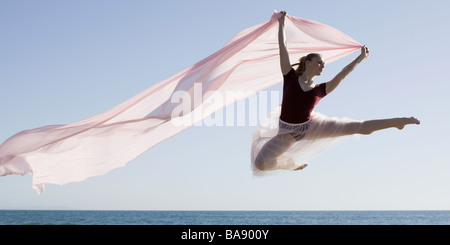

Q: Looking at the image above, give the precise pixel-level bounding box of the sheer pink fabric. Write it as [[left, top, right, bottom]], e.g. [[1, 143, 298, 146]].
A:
[[0, 11, 361, 194]]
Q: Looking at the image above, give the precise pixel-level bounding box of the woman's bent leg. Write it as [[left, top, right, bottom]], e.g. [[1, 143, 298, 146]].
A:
[[254, 134, 296, 171], [252, 114, 420, 173]]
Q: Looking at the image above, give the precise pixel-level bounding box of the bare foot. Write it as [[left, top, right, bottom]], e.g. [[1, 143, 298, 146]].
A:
[[397, 117, 420, 130], [294, 164, 308, 171]]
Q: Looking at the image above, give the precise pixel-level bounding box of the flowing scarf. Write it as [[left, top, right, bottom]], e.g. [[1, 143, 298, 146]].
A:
[[0, 11, 361, 194]]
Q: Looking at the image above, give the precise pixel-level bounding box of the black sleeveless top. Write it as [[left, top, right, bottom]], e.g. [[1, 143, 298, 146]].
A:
[[280, 69, 327, 124]]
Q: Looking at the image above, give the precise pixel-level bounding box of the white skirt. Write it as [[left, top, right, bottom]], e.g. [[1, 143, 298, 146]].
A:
[[251, 106, 362, 176]]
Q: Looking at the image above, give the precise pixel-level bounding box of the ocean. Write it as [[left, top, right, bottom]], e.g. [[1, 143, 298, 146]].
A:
[[3, 210, 449, 243], [1, 210, 450, 225]]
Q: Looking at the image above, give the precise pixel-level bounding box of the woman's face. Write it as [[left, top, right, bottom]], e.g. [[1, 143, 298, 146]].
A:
[[307, 56, 325, 76]]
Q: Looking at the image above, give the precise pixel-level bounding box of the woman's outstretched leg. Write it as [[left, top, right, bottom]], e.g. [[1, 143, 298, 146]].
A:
[[254, 134, 303, 171], [253, 116, 419, 172], [359, 117, 420, 135]]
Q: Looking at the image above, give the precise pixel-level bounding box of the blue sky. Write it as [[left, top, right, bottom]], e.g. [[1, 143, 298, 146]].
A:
[[1, 0, 449, 210]]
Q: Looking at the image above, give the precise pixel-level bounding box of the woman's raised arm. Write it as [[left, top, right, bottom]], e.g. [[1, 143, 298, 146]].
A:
[[278, 11, 292, 75], [325, 46, 369, 94]]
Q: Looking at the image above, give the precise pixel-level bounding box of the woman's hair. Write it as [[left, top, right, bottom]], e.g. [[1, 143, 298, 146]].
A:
[[292, 53, 321, 76]]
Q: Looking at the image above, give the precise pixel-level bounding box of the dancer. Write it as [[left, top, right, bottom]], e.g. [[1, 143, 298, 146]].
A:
[[0, 10, 418, 193], [252, 11, 420, 173]]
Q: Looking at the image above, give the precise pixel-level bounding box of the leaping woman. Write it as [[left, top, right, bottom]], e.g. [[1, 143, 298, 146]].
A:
[[251, 11, 420, 173]]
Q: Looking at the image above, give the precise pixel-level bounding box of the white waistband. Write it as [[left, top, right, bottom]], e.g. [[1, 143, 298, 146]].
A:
[[279, 119, 310, 126]]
